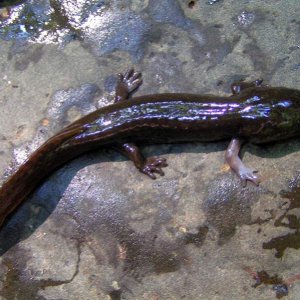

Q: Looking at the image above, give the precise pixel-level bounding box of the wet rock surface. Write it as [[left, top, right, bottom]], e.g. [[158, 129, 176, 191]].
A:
[[0, 0, 300, 299]]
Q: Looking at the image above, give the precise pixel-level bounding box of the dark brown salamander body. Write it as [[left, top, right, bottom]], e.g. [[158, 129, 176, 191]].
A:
[[1, 69, 300, 228]]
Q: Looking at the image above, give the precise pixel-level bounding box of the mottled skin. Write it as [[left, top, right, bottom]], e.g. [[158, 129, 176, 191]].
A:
[[1, 69, 300, 228]]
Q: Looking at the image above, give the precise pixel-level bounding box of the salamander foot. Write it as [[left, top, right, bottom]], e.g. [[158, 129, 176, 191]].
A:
[[115, 68, 143, 102], [238, 167, 260, 187], [141, 157, 168, 179]]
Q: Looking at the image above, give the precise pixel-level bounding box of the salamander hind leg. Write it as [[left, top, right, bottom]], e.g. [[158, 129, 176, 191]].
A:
[[114, 143, 168, 179], [115, 68, 143, 102], [225, 138, 260, 186], [231, 79, 264, 95]]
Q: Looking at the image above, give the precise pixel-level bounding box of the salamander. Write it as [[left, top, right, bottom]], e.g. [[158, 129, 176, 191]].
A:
[[1, 68, 300, 228]]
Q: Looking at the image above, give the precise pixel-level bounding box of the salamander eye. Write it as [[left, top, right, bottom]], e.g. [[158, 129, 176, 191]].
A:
[[254, 79, 263, 86], [231, 85, 241, 94]]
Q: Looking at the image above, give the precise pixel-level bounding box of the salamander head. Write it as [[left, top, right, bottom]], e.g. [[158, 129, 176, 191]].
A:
[[241, 87, 300, 143], [265, 88, 300, 140]]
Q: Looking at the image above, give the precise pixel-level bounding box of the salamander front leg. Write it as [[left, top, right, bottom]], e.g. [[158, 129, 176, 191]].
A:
[[113, 69, 167, 179], [231, 79, 264, 95], [114, 143, 168, 179], [225, 138, 260, 186], [115, 68, 143, 102]]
